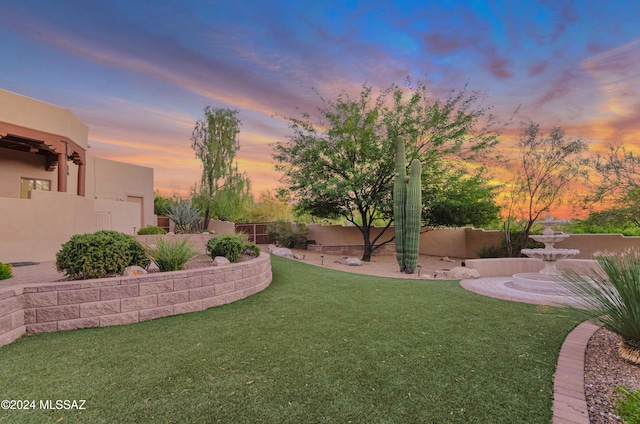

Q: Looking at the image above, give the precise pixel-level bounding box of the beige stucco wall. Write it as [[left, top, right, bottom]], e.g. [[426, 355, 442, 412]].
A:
[[0, 191, 95, 263], [0, 89, 88, 149], [86, 156, 154, 229], [0, 148, 80, 198]]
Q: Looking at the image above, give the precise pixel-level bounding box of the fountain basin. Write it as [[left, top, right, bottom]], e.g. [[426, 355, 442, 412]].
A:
[[512, 273, 572, 295]]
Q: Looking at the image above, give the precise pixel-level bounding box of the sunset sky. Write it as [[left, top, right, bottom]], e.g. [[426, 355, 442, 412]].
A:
[[1, 1, 639, 218]]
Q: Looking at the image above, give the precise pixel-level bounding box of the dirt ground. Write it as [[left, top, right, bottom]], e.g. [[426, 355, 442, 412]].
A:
[[283, 248, 465, 279]]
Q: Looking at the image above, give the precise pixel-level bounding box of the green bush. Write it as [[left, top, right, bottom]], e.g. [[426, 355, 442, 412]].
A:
[[477, 245, 502, 258], [207, 234, 260, 263], [56, 230, 150, 280], [0, 262, 12, 280], [138, 226, 167, 235], [615, 386, 640, 424], [146, 238, 198, 272], [266, 220, 309, 248]]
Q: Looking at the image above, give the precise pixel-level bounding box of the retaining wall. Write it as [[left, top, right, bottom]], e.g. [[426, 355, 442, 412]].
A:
[[0, 253, 272, 348]]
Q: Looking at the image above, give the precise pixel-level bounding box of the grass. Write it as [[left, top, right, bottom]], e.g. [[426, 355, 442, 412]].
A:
[[0, 256, 582, 423]]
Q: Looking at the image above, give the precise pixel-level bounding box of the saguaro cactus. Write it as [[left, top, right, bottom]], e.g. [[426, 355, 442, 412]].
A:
[[393, 140, 422, 274]]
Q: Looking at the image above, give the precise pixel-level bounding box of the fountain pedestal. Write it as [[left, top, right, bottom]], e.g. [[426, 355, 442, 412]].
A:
[[511, 215, 579, 294]]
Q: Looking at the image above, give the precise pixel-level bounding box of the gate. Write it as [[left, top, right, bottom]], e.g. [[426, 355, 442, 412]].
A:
[[235, 223, 269, 244]]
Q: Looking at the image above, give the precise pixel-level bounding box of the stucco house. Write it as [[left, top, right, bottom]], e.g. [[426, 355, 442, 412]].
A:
[[0, 89, 155, 263]]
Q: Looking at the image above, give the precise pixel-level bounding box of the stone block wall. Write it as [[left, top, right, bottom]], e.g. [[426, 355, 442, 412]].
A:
[[0, 253, 271, 348]]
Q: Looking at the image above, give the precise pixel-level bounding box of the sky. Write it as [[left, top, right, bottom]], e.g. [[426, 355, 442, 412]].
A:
[[1, 0, 640, 218]]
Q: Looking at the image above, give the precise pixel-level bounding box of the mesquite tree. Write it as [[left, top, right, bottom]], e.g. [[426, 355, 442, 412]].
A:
[[274, 80, 500, 262]]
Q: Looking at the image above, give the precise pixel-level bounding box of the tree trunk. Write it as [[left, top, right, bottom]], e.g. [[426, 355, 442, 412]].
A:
[[203, 208, 211, 231], [360, 225, 373, 262]]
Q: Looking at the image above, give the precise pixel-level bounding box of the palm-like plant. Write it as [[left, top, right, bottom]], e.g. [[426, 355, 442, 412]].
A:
[[562, 250, 640, 365]]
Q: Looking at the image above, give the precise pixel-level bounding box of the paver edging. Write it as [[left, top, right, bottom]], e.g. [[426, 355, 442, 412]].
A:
[[0, 253, 272, 348]]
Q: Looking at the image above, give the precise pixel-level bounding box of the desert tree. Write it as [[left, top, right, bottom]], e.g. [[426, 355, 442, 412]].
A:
[[503, 121, 589, 253], [273, 80, 501, 261], [191, 106, 252, 227], [580, 144, 640, 228]]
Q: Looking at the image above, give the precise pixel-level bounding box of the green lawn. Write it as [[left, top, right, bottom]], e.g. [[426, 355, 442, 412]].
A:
[[0, 256, 582, 423]]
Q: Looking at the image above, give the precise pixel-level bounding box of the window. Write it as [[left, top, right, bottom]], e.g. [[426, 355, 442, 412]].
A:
[[20, 178, 51, 199]]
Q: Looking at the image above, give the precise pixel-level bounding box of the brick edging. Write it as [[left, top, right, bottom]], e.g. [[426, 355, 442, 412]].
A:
[[553, 321, 600, 424], [0, 253, 272, 348]]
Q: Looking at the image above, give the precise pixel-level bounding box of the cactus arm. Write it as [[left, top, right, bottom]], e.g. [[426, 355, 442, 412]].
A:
[[393, 138, 407, 272]]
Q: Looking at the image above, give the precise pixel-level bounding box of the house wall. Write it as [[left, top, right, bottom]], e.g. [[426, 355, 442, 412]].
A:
[[86, 157, 155, 229], [0, 89, 89, 150], [0, 148, 82, 198]]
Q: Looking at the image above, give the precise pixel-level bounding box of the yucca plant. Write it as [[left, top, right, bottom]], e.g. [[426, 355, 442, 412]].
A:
[[561, 250, 640, 365], [146, 238, 199, 272], [167, 201, 201, 234]]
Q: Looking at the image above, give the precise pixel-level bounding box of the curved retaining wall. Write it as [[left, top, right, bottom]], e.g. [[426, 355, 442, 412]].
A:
[[0, 253, 272, 348]]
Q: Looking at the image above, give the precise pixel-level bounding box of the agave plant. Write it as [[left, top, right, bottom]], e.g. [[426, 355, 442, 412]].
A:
[[167, 201, 201, 234], [562, 250, 640, 365]]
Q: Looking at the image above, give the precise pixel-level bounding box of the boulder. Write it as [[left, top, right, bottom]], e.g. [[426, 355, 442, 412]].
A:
[[345, 258, 362, 266], [123, 266, 148, 276], [270, 247, 293, 258], [448, 266, 480, 279], [213, 256, 231, 266]]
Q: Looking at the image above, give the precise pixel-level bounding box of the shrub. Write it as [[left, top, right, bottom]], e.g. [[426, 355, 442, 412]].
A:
[[266, 220, 309, 248], [615, 386, 640, 424], [56, 230, 150, 280], [207, 234, 260, 263], [146, 238, 198, 272], [477, 245, 502, 258], [138, 226, 167, 235], [0, 262, 12, 280], [167, 201, 201, 234], [561, 250, 640, 364]]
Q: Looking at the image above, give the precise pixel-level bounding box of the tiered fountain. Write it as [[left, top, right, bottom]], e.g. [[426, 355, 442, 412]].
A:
[[511, 215, 580, 294]]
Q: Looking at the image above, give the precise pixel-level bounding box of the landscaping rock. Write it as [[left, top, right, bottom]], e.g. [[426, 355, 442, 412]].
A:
[[270, 247, 293, 258], [213, 256, 231, 266], [440, 256, 456, 262], [123, 266, 147, 276], [345, 258, 362, 266], [293, 253, 305, 260], [448, 266, 480, 279]]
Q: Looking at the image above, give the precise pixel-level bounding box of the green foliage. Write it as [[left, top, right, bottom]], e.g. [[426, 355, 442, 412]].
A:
[[565, 212, 640, 236], [561, 251, 640, 363], [167, 201, 201, 234], [206, 234, 260, 263], [56, 230, 150, 280], [0, 262, 12, 280], [245, 190, 295, 222], [266, 220, 309, 248], [477, 245, 503, 258], [153, 191, 178, 216], [146, 238, 198, 272], [191, 106, 252, 227], [137, 226, 167, 235], [615, 386, 640, 424], [423, 171, 501, 227], [274, 80, 500, 261]]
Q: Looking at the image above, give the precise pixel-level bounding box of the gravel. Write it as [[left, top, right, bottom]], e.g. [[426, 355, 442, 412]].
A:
[[585, 328, 640, 423]]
